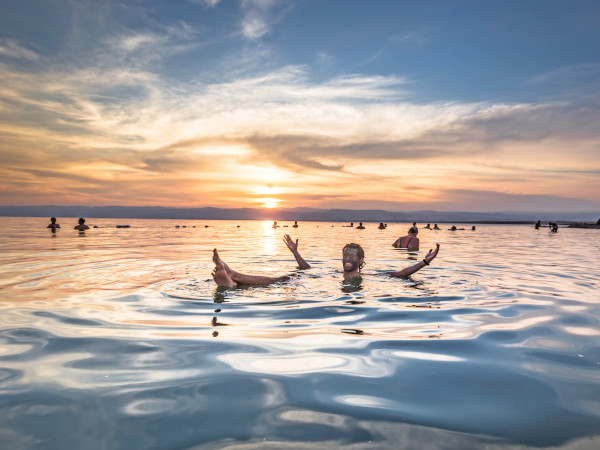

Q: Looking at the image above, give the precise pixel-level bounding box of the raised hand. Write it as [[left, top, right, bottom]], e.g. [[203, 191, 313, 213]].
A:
[[424, 243, 440, 264], [283, 234, 311, 269], [283, 234, 299, 253]]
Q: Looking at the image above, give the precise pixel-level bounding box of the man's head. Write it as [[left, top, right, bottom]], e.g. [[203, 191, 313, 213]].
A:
[[342, 243, 365, 273], [408, 226, 418, 235], [78, 217, 85, 225], [50, 217, 57, 223]]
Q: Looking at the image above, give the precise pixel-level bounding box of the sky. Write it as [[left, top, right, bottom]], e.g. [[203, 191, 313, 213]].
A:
[[1, 0, 599, 212]]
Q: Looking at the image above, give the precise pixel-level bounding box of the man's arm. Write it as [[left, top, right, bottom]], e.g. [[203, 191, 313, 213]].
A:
[[283, 234, 311, 269], [388, 244, 439, 278]]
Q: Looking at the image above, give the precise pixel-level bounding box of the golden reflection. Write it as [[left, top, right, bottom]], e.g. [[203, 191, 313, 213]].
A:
[[336, 395, 388, 408], [74, 302, 116, 311], [279, 410, 346, 427], [125, 319, 206, 327], [478, 315, 554, 331], [391, 350, 464, 362], [561, 326, 600, 336], [218, 353, 351, 374]]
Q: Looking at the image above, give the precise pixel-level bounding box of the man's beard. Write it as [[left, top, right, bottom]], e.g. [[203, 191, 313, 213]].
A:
[[343, 259, 359, 272]]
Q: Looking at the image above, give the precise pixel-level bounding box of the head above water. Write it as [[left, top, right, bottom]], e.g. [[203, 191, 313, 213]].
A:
[[50, 217, 57, 223], [78, 217, 85, 224], [342, 243, 365, 273], [408, 226, 418, 235]]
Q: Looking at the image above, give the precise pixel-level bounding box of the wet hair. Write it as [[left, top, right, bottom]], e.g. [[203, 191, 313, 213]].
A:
[[78, 217, 85, 224], [409, 226, 418, 235], [50, 217, 56, 223], [342, 243, 365, 270]]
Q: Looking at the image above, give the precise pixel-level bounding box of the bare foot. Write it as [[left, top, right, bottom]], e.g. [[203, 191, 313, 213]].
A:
[[213, 249, 233, 275], [212, 248, 223, 265], [212, 262, 237, 288]]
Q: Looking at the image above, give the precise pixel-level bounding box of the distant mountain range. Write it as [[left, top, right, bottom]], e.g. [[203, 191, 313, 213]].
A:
[[0, 205, 598, 224]]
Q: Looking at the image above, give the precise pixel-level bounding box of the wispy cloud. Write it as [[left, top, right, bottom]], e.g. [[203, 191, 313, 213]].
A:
[[527, 63, 600, 100], [240, 0, 282, 39], [187, 0, 222, 7], [388, 29, 434, 47], [0, 39, 38, 61]]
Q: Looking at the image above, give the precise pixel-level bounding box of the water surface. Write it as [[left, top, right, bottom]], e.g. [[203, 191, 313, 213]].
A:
[[1, 218, 599, 449]]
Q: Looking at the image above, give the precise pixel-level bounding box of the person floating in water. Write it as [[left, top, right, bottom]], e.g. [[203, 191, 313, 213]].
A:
[[433, 224, 440, 230], [378, 222, 386, 230], [392, 226, 420, 251], [535, 220, 541, 229], [74, 217, 90, 231], [47, 217, 60, 232], [272, 221, 278, 229], [211, 234, 440, 287], [293, 221, 299, 228], [449, 225, 457, 231], [424, 223, 431, 230], [356, 222, 365, 229], [471, 225, 476, 231]]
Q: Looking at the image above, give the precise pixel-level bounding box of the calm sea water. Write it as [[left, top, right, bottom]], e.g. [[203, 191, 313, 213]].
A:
[[0, 217, 599, 449]]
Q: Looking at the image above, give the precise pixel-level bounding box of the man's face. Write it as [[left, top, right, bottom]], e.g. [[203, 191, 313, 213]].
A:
[[342, 248, 363, 272]]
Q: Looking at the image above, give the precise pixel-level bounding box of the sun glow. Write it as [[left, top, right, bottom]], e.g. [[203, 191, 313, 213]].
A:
[[260, 198, 282, 208], [254, 186, 282, 196]]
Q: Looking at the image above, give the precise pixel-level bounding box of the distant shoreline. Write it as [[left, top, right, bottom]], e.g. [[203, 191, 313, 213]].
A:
[[0, 205, 597, 225], [2, 215, 598, 227]]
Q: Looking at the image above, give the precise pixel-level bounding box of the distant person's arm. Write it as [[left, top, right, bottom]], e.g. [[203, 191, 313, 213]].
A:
[[388, 244, 439, 278], [284, 234, 311, 269]]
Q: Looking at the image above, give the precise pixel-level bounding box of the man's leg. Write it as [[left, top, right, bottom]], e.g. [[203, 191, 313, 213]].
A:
[[212, 249, 290, 286]]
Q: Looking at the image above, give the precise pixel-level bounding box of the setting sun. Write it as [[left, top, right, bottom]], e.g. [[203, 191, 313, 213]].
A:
[[259, 198, 282, 208]]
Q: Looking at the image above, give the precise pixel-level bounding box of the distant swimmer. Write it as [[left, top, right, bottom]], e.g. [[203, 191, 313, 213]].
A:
[[449, 225, 457, 231], [433, 224, 440, 230], [378, 222, 386, 230], [356, 222, 365, 229], [424, 224, 431, 230], [211, 234, 440, 287], [47, 217, 60, 232], [293, 221, 299, 228], [550, 222, 558, 233], [471, 225, 476, 231], [535, 220, 541, 230], [272, 221, 278, 229], [74, 217, 90, 231], [392, 226, 420, 251]]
